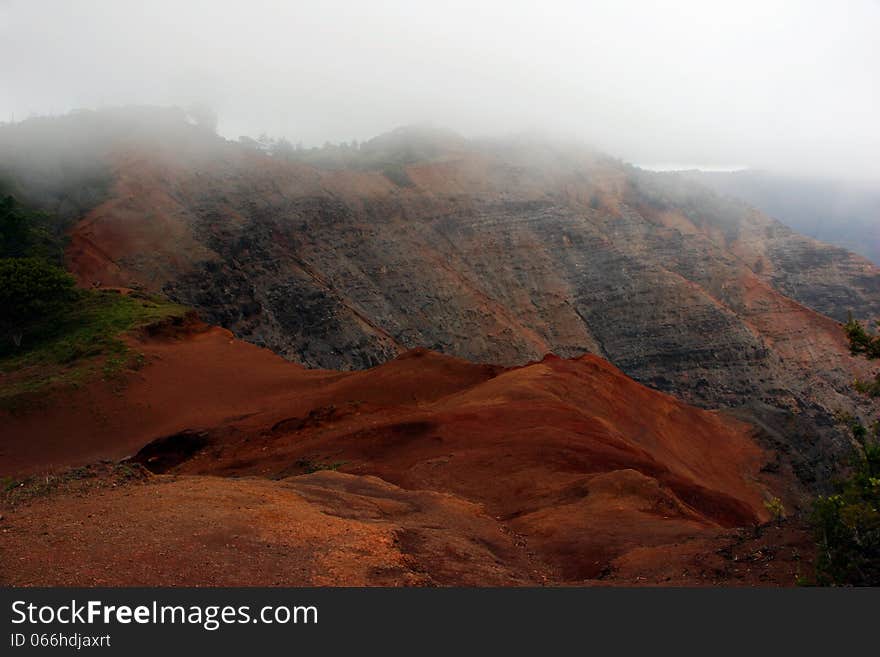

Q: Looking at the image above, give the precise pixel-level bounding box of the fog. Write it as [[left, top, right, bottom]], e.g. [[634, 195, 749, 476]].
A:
[[1, 0, 878, 179]]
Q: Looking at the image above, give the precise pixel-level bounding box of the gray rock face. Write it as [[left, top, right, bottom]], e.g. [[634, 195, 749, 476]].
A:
[[40, 126, 880, 487], [159, 192, 864, 484]]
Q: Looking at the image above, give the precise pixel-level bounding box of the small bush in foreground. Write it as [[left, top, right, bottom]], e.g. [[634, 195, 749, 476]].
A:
[[811, 421, 880, 586], [764, 497, 786, 523]]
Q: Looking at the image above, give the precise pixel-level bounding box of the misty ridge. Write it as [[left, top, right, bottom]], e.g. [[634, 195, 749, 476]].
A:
[[2, 0, 878, 262], [2, 1, 879, 177], [0, 103, 635, 228], [0, 103, 783, 294], [2, 102, 878, 273]]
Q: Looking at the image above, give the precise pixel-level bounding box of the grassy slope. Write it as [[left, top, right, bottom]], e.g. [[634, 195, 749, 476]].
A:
[[0, 290, 187, 409]]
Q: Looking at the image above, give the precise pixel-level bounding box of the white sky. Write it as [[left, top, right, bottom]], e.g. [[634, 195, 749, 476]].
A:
[[1, 0, 878, 178]]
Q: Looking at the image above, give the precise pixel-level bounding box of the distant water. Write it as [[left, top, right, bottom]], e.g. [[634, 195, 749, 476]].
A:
[[635, 163, 749, 173]]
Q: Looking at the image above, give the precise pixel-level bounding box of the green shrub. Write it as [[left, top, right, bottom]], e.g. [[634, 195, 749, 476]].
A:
[[0, 257, 77, 349], [811, 428, 880, 586], [808, 316, 880, 585], [0, 290, 187, 406], [764, 497, 786, 522], [844, 314, 880, 362], [0, 193, 63, 261]]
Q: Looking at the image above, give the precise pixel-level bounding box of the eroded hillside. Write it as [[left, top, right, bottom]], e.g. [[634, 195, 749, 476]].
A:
[[2, 110, 878, 484], [0, 318, 808, 586]]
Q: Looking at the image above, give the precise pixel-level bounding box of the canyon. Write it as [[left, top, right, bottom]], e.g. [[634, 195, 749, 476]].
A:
[[16, 111, 875, 484], [2, 108, 878, 585]]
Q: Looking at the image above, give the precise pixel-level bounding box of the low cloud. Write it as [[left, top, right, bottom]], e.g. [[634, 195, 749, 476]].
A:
[[1, 0, 878, 179]]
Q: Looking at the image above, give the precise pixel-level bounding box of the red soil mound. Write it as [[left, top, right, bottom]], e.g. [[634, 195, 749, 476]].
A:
[[1, 466, 535, 586], [0, 322, 806, 585]]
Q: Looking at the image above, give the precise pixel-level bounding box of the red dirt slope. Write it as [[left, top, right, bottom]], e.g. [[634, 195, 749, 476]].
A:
[[0, 322, 807, 586]]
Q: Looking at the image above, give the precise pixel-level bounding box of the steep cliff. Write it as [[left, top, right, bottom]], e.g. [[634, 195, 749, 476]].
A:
[[3, 110, 877, 484]]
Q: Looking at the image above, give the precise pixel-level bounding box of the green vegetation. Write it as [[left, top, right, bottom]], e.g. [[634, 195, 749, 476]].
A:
[[811, 417, 880, 586], [809, 316, 880, 585], [1, 193, 80, 366], [0, 192, 68, 262], [844, 313, 880, 363], [1, 461, 149, 507], [295, 459, 347, 474], [763, 497, 786, 522], [0, 257, 77, 349], [1, 193, 76, 349], [238, 125, 454, 186], [0, 193, 187, 409], [843, 314, 880, 396], [0, 289, 186, 407]]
